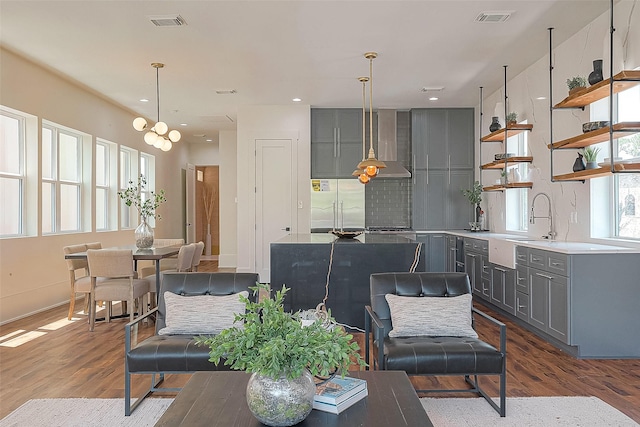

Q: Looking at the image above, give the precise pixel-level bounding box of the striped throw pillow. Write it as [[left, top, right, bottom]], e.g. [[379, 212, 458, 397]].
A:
[[385, 293, 478, 338], [158, 291, 248, 335]]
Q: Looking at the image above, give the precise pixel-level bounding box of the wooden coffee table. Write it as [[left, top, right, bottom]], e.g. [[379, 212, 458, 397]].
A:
[[155, 370, 433, 426]]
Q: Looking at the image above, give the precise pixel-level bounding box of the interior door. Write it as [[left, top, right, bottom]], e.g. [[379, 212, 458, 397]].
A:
[[185, 163, 196, 243], [255, 139, 295, 282]]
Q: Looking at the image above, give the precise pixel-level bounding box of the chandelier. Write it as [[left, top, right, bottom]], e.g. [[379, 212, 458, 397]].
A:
[[132, 63, 181, 151], [352, 76, 370, 184], [356, 52, 386, 181]]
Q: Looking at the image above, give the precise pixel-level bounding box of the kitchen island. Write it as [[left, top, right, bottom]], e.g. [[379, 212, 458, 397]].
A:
[[270, 233, 425, 330]]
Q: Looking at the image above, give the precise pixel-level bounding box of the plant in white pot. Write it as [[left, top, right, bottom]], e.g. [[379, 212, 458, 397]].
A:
[[118, 174, 166, 248], [195, 284, 365, 426]]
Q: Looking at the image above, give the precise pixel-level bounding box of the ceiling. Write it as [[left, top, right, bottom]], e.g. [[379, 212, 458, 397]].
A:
[[0, 1, 611, 144]]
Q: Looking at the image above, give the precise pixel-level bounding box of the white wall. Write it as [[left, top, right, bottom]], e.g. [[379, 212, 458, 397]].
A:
[[219, 131, 238, 268], [236, 105, 311, 274], [0, 48, 187, 323], [480, 1, 639, 246]]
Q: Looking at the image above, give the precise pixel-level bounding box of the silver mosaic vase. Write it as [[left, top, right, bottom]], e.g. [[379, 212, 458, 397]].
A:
[[246, 371, 315, 426]]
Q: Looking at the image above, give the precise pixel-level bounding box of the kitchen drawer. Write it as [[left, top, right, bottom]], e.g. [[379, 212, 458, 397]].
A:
[[516, 265, 529, 294], [547, 252, 569, 276], [516, 246, 528, 266], [464, 239, 474, 251], [529, 248, 569, 276], [516, 291, 529, 321], [472, 239, 488, 254]]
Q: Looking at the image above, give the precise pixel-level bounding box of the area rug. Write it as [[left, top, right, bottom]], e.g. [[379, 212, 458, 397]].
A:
[[0, 398, 172, 427], [421, 396, 639, 426], [1, 396, 637, 426]]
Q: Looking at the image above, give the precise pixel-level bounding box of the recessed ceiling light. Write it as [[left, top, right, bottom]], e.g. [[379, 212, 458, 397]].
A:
[[429, 97, 439, 101], [140, 98, 149, 102], [292, 98, 302, 102], [536, 96, 547, 100], [180, 123, 188, 126], [206, 139, 213, 142]]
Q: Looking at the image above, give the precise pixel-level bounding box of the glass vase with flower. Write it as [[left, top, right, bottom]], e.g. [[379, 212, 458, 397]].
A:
[[118, 175, 166, 248]]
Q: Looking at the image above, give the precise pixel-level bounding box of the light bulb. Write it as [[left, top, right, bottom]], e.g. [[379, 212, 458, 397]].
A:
[[144, 131, 157, 145], [168, 129, 181, 142], [161, 139, 172, 151], [154, 121, 168, 135], [358, 173, 370, 184], [366, 165, 378, 177], [153, 136, 165, 148], [133, 117, 148, 131]]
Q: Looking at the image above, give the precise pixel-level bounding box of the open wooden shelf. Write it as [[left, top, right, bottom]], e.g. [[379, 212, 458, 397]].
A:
[[481, 124, 534, 142], [554, 70, 640, 109], [552, 162, 640, 181], [548, 122, 640, 149], [483, 182, 533, 192], [481, 156, 534, 170]]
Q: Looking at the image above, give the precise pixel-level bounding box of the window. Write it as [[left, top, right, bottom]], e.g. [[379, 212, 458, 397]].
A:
[[505, 126, 529, 232], [96, 139, 117, 231], [42, 122, 84, 234], [0, 108, 25, 237], [119, 146, 138, 229], [614, 84, 640, 239]]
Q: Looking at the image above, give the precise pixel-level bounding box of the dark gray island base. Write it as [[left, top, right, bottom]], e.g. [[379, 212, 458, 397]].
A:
[[270, 233, 425, 330]]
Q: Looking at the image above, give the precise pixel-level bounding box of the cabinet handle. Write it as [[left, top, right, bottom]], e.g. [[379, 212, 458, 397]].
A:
[[412, 155, 416, 185], [450, 248, 457, 252], [495, 267, 506, 272], [333, 128, 337, 157], [517, 298, 526, 310], [517, 277, 525, 282], [448, 155, 451, 185], [535, 272, 553, 280], [426, 155, 429, 184], [337, 128, 341, 157], [550, 262, 562, 266], [532, 257, 542, 263], [468, 254, 476, 258]]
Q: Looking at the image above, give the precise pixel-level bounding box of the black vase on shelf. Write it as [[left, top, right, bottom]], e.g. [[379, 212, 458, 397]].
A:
[[588, 59, 604, 86], [489, 117, 501, 132], [572, 153, 586, 172]]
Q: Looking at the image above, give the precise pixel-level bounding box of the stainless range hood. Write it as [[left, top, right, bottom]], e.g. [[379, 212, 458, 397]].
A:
[[376, 109, 411, 178]]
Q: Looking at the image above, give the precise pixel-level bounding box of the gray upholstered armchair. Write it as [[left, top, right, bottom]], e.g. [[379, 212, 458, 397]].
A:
[[365, 272, 506, 416]]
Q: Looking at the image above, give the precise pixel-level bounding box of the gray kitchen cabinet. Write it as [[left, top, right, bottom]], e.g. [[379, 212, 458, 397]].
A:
[[491, 264, 516, 315], [515, 291, 529, 321], [529, 266, 569, 343], [446, 235, 464, 272], [412, 109, 474, 230], [416, 233, 446, 272], [464, 238, 487, 300], [311, 109, 364, 178]]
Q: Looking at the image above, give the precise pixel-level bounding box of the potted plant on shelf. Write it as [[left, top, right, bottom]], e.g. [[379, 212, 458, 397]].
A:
[[581, 146, 601, 169], [462, 180, 483, 229], [566, 76, 587, 96], [506, 112, 518, 126], [195, 284, 365, 426], [118, 174, 166, 249]]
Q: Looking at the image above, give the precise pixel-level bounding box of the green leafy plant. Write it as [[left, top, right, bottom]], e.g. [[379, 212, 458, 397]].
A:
[[581, 146, 601, 162], [506, 112, 518, 124], [195, 284, 366, 380], [118, 174, 166, 220], [566, 76, 587, 91], [462, 180, 483, 205]]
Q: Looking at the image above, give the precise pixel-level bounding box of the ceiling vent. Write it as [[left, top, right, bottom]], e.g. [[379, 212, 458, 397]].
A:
[[475, 11, 513, 23], [148, 15, 187, 27], [215, 89, 237, 95]]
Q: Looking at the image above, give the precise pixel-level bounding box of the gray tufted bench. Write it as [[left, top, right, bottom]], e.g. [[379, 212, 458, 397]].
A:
[[365, 272, 506, 416], [124, 271, 258, 415]]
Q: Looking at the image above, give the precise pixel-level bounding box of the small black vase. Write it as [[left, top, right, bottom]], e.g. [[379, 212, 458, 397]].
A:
[[573, 153, 586, 172], [588, 59, 603, 86], [489, 117, 501, 132]]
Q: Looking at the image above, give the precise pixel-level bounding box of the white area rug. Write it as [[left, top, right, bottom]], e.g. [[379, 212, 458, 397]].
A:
[[1, 396, 637, 426], [0, 398, 172, 427], [421, 396, 639, 427]]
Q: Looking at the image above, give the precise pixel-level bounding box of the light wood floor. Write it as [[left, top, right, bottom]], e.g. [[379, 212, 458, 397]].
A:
[[1, 260, 639, 422]]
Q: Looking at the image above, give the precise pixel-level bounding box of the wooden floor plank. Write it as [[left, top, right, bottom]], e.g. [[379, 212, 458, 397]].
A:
[[1, 261, 639, 422]]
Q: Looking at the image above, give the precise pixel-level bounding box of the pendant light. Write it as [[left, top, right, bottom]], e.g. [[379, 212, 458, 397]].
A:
[[357, 52, 386, 177], [353, 76, 370, 184], [132, 63, 181, 151]]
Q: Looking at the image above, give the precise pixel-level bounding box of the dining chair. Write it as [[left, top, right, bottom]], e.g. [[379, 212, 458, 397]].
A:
[[138, 238, 185, 278], [86, 249, 151, 331], [142, 243, 196, 305], [190, 241, 205, 272], [63, 243, 92, 320]]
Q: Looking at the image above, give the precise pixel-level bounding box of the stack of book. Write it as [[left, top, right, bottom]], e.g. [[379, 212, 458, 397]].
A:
[[313, 376, 368, 414]]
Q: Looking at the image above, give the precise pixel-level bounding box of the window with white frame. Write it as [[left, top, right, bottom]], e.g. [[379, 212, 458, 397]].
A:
[[0, 108, 25, 237], [139, 152, 157, 227], [42, 122, 83, 234], [119, 146, 138, 229], [95, 139, 116, 231], [505, 125, 529, 232], [614, 84, 640, 239]]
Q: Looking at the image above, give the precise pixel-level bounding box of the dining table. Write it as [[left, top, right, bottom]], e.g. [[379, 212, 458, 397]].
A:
[[64, 244, 181, 297]]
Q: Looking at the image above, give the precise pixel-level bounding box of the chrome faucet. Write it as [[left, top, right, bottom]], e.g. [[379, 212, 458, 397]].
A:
[[530, 192, 556, 240]]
